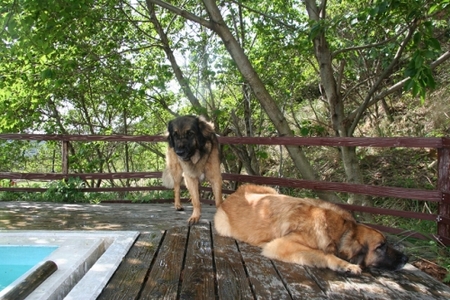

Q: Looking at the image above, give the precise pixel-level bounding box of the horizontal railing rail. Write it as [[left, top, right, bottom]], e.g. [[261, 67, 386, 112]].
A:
[[0, 133, 445, 147], [0, 134, 449, 245]]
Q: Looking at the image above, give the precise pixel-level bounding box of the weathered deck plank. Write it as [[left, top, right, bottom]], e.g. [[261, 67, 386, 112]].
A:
[[0, 201, 216, 231], [237, 241, 292, 299], [97, 231, 162, 300], [301, 266, 364, 299], [212, 231, 254, 300], [1, 201, 450, 300], [272, 261, 327, 299], [139, 227, 188, 300], [369, 266, 450, 299], [179, 225, 216, 300], [400, 264, 450, 299], [343, 270, 404, 300]]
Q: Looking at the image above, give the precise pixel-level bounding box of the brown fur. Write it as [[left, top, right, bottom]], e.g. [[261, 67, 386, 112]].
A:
[[162, 115, 222, 223], [214, 184, 408, 274]]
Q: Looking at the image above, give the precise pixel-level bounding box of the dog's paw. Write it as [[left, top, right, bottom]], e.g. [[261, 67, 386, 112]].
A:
[[175, 205, 184, 211], [188, 214, 200, 224], [344, 264, 362, 275]]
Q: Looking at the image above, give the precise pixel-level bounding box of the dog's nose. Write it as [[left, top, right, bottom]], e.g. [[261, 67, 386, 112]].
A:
[[175, 149, 186, 156]]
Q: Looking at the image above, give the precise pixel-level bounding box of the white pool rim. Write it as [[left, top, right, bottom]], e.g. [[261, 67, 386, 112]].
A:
[[0, 230, 139, 300]]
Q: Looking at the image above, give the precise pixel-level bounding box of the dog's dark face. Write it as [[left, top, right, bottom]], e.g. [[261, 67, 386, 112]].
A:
[[341, 224, 408, 271], [167, 115, 214, 161]]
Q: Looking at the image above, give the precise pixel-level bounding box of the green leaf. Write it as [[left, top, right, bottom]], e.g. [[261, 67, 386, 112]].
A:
[[414, 55, 423, 69], [426, 38, 441, 51], [300, 127, 310, 136], [413, 32, 421, 45], [40, 68, 55, 79], [309, 22, 323, 40], [256, 151, 268, 159]]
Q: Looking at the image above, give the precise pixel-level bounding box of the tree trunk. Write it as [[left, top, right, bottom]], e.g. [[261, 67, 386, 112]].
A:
[[304, 0, 369, 206], [146, 0, 204, 114], [148, 0, 340, 202], [201, 0, 340, 202]]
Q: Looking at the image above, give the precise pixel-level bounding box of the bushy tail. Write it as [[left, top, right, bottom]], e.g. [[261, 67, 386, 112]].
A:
[[162, 168, 174, 188]]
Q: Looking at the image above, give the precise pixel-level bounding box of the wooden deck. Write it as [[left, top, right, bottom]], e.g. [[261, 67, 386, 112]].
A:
[[1, 201, 450, 299]]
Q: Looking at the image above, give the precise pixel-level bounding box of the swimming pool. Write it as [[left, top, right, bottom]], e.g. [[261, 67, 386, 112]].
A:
[[0, 245, 58, 291], [0, 230, 139, 300]]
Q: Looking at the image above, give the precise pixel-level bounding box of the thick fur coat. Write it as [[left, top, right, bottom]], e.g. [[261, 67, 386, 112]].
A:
[[215, 184, 408, 274], [163, 115, 222, 223]]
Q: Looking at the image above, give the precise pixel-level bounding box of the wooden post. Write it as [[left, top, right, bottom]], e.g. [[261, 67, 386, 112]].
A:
[[62, 140, 69, 177], [437, 137, 450, 245]]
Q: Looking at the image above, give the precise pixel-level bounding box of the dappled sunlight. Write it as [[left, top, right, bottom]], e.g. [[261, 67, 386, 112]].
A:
[[90, 262, 115, 273], [0, 202, 215, 231], [1, 202, 449, 299]]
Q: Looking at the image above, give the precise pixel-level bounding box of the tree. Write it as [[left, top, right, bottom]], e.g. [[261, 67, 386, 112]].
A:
[[304, 0, 449, 204], [1, 0, 449, 202], [0, 0, 171, 185], [147, 0, 449, 205], [146, 0, 341, 202]]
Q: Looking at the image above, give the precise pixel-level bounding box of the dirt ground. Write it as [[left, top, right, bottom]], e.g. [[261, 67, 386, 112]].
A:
[[413, 259, 449, 287]]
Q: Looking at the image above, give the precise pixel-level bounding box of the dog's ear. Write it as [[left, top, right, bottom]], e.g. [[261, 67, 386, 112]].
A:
[[196, 116, 214, 148], [167, 120, 175, 148], [339, 237, 366, 264], [338, 223, 368, 266], [339, 238, 367, 267]]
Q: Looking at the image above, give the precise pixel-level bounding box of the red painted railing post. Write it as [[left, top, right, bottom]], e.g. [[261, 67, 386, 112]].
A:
[[437, 137, 450, 245]]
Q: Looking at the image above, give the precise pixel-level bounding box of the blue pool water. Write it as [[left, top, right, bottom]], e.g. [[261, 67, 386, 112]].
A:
[[0, 245, 58, 291]]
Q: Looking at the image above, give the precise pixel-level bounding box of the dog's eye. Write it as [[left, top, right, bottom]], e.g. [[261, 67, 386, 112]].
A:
[[188, 131, 195, 137], [376, 243, 386, 251]]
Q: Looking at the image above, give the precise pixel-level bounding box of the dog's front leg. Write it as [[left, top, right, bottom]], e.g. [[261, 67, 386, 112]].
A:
[[169, 164, 183, 211], [184, 176, 201, 224], [173, 175, 183, 211], [163, 150, 184, 212], [262, 235, 362, 275]]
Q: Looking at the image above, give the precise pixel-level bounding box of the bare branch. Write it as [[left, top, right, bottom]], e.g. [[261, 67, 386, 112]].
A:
[[145, 0, 212, 29], [369, 50, 450, 104], [337, 60, 345, 96], [145, 0, 204, 112], [228, 0, 300, 31], [319, 0, 327, 19], [332, 26, 409, 58], [348, 20, 418, 135]]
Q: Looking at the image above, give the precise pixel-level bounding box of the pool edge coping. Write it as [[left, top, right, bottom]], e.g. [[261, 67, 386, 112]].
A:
[[0, 230, 140, 300]]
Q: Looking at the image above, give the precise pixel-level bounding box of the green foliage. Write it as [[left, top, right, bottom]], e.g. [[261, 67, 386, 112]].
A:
[[0, 191, 20, 201], [404, 21, 443, 102], [298, 120, 326, 137], [43, 177, 86, 203]]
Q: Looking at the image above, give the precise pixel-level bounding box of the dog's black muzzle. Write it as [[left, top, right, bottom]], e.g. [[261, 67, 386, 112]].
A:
[[374, 246, 409, 271], [175, 149, 191, 160], [175, 147, 194, 161]]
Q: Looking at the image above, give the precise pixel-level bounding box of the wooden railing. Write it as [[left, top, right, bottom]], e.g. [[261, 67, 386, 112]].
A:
[[0, 134, 449, 245]]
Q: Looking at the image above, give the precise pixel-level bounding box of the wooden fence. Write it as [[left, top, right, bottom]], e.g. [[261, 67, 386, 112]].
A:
[[0, 134, 449, 245]]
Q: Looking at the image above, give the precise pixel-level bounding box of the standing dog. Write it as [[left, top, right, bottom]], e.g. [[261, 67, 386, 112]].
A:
[[162, 115, 223, 223], [214, 184, 408, 274]]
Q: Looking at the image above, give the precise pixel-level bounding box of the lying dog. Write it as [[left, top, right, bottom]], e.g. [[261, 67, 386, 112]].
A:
[[162, 115, 222, 223], [214, 184, 408, 274]]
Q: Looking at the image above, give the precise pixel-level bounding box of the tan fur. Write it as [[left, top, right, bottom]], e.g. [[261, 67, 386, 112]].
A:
[[163, 115, 222, 223], [214, 184, 408, 274]]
